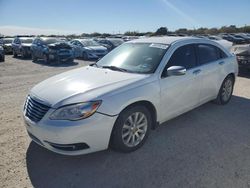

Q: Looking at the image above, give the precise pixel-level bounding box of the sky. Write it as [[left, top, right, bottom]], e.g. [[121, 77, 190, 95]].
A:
[[0, 0, 250, 36]]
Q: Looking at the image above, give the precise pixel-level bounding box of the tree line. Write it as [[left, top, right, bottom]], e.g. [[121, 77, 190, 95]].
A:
[[1, 25, 249, 38]]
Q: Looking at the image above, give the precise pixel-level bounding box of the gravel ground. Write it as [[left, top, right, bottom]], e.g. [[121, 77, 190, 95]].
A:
[[0, 55, 250, 188]]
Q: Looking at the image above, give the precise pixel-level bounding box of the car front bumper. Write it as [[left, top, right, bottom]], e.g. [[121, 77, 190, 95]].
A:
[[23, 112, 117, 155]]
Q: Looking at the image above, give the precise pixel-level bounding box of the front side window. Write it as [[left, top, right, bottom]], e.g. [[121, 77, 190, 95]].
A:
[[96, 43, 168, 74], [165, 44, 196, 69], [197, 44, 219, 65]]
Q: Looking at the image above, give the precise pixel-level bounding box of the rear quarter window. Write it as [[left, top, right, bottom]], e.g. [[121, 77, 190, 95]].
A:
[[197, 44, 220, 65]]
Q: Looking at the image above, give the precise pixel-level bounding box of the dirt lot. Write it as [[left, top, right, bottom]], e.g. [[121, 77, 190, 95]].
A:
[[0, 55, 250, 188]]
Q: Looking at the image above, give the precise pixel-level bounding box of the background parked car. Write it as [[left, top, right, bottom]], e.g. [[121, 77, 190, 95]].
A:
[[0, 37, 14, 54], [0, 46, 5, 62], [206, 35, 233, 50], [220, 34, 245, 44], [96, 38, 124, 51], [12, 37, 34, 58], [69, 39, 108, 60], [31, 37, 74, 64], [231, 44, 250, 70], [231, 33, 250, 43]]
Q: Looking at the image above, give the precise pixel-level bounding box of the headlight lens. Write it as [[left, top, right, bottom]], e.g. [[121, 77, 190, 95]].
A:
[[50, 101, 101, 121]]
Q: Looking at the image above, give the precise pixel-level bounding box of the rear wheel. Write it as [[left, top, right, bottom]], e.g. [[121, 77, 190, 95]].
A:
[[214, 75, 234, 105], [110, 106, 151, 152]]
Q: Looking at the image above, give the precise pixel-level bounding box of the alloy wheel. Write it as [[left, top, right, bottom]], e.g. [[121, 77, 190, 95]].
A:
[[122, 112, 148, 147]]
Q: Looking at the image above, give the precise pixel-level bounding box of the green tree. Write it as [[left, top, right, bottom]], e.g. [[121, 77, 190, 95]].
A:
[[155, 27, 168, 35]]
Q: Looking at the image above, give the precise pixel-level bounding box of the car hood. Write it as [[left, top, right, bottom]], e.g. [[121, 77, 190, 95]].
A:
[[48, 42, 72, 50], [22, 43, 32, 47], [30, 66, 148, 108], [4, 43, 12, 47], [87, 46, 107, 51]]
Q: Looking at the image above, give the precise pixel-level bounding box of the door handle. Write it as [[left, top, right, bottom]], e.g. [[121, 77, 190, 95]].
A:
[[193, 69, 201, 75], [219, 61, 225, 65]]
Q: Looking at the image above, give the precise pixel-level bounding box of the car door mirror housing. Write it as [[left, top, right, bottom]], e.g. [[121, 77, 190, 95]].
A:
[[166, 66, 186, 76]]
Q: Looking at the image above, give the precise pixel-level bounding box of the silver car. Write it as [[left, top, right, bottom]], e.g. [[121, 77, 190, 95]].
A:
[[70, 39, 108, 60]]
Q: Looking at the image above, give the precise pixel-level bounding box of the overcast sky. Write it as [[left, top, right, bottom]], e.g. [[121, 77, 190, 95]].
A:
[[0, 0, 250, 36]]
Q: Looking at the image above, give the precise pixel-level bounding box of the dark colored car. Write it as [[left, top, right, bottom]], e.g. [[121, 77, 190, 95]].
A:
[[221, 34, 245, 44], [31, 37, 74, 63], [0, 46, 5, 62], [231, 34, 250, 43], [12, 37, 34, 58], [0, 38, 14, 54], [96, 38, 124, 51]]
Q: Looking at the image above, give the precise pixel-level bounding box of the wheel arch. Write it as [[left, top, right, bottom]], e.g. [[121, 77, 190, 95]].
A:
[[108, 100, 158, 148]]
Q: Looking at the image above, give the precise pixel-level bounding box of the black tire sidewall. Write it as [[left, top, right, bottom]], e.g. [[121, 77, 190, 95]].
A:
[[43, 54, 49, 64], [110, 106, 152, 152], [82, 52, 87, 60], [32, 53, 37, 62], [218, 76, 234, 105]]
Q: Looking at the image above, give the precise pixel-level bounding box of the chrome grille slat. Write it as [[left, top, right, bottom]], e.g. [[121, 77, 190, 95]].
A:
[[26, 107, 44, 119], [24, 96, 50, 122], [28, 97, 49, 110], [26, 102, 47, 114]]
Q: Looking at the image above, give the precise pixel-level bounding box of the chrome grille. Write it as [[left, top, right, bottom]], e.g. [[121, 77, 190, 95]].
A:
[[24, 96, 50, 122]]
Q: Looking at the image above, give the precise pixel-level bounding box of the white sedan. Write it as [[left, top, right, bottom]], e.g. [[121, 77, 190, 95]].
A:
[[23, 37, 238, 155]]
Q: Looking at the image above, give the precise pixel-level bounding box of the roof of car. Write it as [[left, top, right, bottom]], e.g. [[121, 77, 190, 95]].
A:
[[129, 36, 198, 45]]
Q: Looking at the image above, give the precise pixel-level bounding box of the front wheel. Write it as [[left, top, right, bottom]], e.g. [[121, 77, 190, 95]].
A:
[[13, 50, 17, 58], [32, 53, 37, 62], [43, 54, 50, 64], [82, 52, 88, 60], [214, 75, 234, 105], [110, 106, 152, 152]]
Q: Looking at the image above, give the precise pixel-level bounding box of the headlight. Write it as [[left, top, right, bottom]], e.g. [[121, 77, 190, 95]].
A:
[[50, 101, 101, 121]]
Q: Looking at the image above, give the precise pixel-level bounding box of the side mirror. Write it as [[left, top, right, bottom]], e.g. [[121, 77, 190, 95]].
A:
[[166, 66, 186, 76]]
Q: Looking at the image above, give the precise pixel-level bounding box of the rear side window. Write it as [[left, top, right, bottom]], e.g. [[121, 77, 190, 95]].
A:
[[166, 44, 196, 69], [197, 44, 219, 65], [218, 48, 228, 59]]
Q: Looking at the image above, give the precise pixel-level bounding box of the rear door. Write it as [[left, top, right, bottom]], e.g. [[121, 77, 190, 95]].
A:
[[195, 43, 226, 102]]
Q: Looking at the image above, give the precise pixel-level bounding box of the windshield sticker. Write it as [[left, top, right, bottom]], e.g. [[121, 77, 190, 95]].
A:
[[149, 43, 168, 49]]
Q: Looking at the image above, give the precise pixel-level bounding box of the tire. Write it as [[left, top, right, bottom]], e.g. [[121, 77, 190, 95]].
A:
[[31, 53, 37, 62], [214, 75, 234, 105], [13, 50, 17, 58], [68, 58, 74, 63], [82, 52, 88, 60], [21, 49, 26, 58], [0, 56, 4, 62], [43, 54, 50, 64], [110, 105, 152, 152]]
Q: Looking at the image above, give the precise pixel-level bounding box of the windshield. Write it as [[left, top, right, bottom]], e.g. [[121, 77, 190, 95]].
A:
[[96, 43, 168, 74], [44, 38, 63, 44], [81, 40, 100, 46], [20, 38, 33, 43], [3, 39, 13, 44]]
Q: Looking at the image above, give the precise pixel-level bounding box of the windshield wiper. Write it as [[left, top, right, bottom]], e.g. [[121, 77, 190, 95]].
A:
[[89, 62, 99, 67], [101, 65, 129, 72]]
